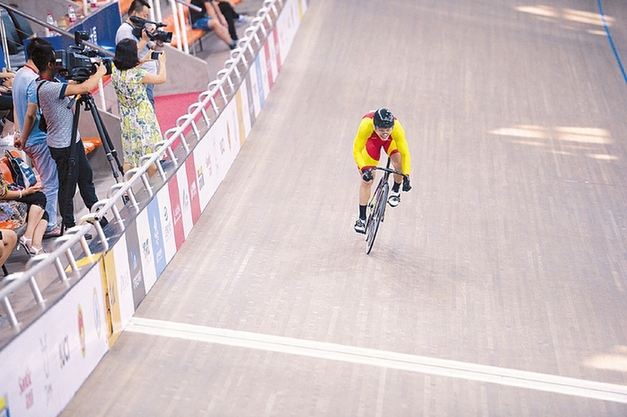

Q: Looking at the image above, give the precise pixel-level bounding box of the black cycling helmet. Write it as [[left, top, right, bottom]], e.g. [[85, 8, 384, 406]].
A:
[[373, 108, 395, 129]]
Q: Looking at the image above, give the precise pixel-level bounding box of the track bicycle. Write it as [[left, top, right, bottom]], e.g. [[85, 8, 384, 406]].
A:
[[365, 158, 408, 254]]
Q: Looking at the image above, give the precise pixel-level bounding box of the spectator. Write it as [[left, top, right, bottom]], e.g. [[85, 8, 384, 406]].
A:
[[115, 0, 163, 108], [0, 174, 48, 256], [216, 0, 253, 42], [112, 39, 167, 173], [30, 41, 106, 233], [190, 0, 237, 50], [0, 70, 15, 135], [12, 37, 61, 238], [0, 229, 17, 270]]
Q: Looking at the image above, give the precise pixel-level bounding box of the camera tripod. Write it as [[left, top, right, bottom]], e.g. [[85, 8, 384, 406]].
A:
[[70, 92, 124, 182]]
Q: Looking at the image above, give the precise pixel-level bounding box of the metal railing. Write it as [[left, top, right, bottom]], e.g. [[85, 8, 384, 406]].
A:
[[0, 0, 285, 334]]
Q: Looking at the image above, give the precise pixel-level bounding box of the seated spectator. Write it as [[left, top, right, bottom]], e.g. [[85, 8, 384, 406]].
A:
[[0, 70, 15, 135], [190, 0, 237, 50], [0, 229, 17, 271], [216, 0, 253, 42], [0, 175, 48, 256], [112, 39, 167, 174]]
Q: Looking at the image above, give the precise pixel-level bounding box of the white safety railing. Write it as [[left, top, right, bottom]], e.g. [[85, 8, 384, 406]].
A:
[[0, 0, 286, 333]]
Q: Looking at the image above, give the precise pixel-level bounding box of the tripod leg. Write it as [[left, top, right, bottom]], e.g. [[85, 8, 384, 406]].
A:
[[85, 95, 124, 182]]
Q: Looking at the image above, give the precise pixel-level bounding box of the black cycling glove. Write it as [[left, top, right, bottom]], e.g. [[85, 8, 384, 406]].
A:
[[402, 176, 411, 192]]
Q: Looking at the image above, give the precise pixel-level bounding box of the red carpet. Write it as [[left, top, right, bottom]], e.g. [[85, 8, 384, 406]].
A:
[[154, 91, 204, 136]]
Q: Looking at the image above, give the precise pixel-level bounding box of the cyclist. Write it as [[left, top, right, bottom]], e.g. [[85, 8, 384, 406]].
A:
[[352, 108, 411, 234]]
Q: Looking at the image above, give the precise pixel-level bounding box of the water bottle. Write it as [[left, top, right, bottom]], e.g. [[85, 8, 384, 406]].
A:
[[68, 4, 77, 24], [45, 12, 55, 37]]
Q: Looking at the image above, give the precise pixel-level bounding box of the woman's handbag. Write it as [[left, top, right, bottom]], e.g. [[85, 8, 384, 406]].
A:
[[4, 149, 37, 188]]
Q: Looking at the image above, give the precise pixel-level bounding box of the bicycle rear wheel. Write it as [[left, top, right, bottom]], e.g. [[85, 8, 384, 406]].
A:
[[366, 183, 388, 254]]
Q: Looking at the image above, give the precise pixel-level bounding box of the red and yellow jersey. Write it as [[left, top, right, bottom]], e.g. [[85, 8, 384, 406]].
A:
[[352, 112, 411, 175]]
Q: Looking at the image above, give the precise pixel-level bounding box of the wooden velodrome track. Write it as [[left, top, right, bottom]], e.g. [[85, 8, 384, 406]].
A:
[[61, 0, 627, 415]]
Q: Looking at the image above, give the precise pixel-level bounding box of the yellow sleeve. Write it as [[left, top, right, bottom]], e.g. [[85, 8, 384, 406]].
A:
[[392, 121, 411, 175], [352, 118, 373, 170]]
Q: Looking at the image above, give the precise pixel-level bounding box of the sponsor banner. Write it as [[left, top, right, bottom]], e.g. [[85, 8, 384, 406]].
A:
[[176, 166, 194, 238], [271, 28, 281, 79], [155, 186, 178, 265], [0, 267, 108, 417], [184, 156, 202, 225], [109, 234, 135, 334], [193, 127, 220, 210], [216, 100, 242, 173], [254, 54, 268, 109], [248, 57, 262, 119], [125, 218, 147, 309], [135, 210, 158, 292], [100, 253, 120, 344], [263, 41, 274, 90], [167, 175, 186, 250], [276, 0, 307, 64], [146, 196, 168, 278], [236, 84, 252, 143]]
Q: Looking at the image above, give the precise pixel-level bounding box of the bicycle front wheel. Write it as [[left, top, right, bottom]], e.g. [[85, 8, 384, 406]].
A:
[[366, 183, 388, 254]]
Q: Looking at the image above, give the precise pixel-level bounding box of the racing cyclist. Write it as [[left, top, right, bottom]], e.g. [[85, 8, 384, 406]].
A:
[[352, 108, 411, 234]]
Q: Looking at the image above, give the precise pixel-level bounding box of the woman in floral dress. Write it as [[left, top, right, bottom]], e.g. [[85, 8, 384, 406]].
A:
[[112, 39, 167, 172]]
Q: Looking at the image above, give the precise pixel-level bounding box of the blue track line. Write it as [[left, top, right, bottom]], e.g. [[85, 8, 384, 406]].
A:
[[597, 0, 627, 85]]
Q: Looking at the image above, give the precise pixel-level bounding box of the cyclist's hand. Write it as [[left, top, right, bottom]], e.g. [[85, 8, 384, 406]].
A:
[[402, 176, 412, 192], [361, 168, 373, 182]]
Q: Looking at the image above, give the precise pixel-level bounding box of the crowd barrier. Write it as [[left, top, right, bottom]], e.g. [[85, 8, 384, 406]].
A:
[[0, 0, 308, 415]]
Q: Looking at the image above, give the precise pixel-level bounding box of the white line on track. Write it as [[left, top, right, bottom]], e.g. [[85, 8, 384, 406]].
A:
[[127, 317, 627, 403]]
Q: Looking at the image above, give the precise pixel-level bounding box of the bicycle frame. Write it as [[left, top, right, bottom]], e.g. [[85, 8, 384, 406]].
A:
[[364, 157, 406, 254]]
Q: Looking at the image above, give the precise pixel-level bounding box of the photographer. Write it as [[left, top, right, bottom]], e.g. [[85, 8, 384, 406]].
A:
[[115, 0, 164, 108], [12, 37, 61, 238], [30, 41, 105, 233], [112, 39, 166, 174]]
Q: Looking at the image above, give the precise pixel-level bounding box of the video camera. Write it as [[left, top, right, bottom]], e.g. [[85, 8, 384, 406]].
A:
[[55, 31, 113, 83], [129, 16, 173, 43]]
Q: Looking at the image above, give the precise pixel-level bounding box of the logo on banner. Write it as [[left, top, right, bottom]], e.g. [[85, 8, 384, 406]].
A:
[[227, 122, 233, 152], [152, 216, 164, 265], [197, 166, 205, 190], [0, 395, 11, 416], [131, 248, 138, 271], [162, 205, 173, 241], [205, 154, 213, 176], [18, 367, 34, 410], [142, 237, 151, 259], [93, 288, 102, 339], [40, 335, 50, 378], [58, 335, 70, 368], [190, 179, 198, 201], [78, 305, 86, 357], [132, 271, 143, 291], [40, 334, 54, 406], [181, 187, 190, 210]]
